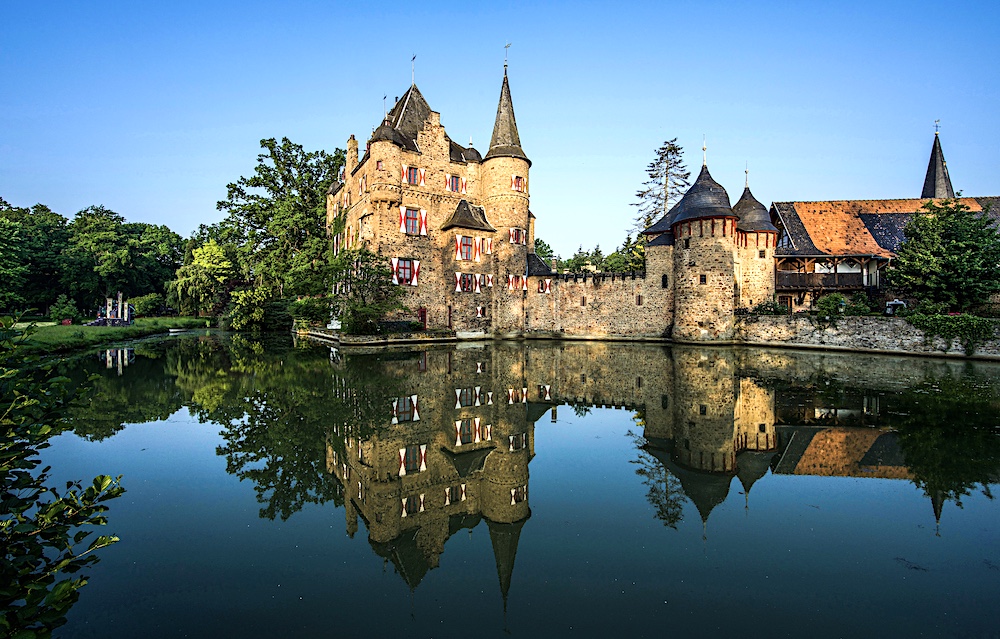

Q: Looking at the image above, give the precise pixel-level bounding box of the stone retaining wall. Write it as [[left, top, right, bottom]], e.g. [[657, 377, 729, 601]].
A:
[[735, 315, 1000, 359]]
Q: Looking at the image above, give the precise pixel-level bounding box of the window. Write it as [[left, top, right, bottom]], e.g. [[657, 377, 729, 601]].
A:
[[661, 394, 669, 409], [460, 236, 473, 260], [512, 175, 525, 192], [460, 418, 474, 444], [758, 423, 767, 433], [396, 396, 415, 422], [699, 274, 707, 285], [397, 259, 414, 285], [699, 404, 707, 415], [448, 485, 463, 503], [538, 280, 546, 293], [449, 175, 461, 192], [636, 294, 643, 306], [458, 388, 475, 407], [581, 296, 586, 307], [636, 376, 642, 388], [684, 238, 691, 249], [407, 166, 419, 185], [509, 228, 527, 245], [404, 445, 421, 473], [459, 273, 475, 292], [376, 160, 384, 170], [512, 485, 527, 503], [405, 208, 420, 235], [510, 433, 527, 451], [418, 351, 428, 372], [404, 495, 420, 515], [661, 274, 669, 288], [759, 249, 766, 258]]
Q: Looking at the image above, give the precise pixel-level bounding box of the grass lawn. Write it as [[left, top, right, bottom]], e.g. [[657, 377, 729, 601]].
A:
[[18, 317, 211, 354]]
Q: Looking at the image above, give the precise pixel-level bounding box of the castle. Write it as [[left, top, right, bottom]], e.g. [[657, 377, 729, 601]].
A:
[[327, 68, 991, 340]]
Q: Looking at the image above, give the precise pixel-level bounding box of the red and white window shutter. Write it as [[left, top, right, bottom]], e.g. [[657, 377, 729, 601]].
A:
[[486, 274, 494, 287], [419, 209, 428, 236], [454, 420, 462, 446], [474, 417, 482, 443], [419, 444, 427, 472], [410, 395, 420, 421], [418, 168, 426, 186], [398, 448, 407, 476], [461, 177, 467, 194], [454, 272, 462, 292], [454, 235, 463, 260], [391, 258, 399, 285], [410, 261, 420, 287], [474, 238, 482, 262], [474, 274, 482, 294], [401, 164, 408, 182], [398, 206, 407, 233]]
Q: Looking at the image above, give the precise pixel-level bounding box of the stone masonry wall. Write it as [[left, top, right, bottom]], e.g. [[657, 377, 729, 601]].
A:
[[736, 315, 1000, 359], [672, 219, 737, 341]]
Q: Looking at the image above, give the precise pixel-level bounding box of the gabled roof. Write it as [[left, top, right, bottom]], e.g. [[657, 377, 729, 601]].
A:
[[485, 71, 530, 166], [733, 186, 778, 233], [921, 134, 955, 199], [773, 197, 993, 258], [440, 200, 496, 232]]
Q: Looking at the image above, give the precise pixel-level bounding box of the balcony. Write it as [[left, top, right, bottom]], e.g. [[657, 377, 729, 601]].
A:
[[776, 272, 864, 290]]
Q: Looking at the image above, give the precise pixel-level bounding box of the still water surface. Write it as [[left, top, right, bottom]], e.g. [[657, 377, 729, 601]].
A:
[[42, 334, 1000, 638]]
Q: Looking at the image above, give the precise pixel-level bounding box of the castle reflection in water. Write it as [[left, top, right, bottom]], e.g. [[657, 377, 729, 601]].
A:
[[322, 341, 1000, 602]]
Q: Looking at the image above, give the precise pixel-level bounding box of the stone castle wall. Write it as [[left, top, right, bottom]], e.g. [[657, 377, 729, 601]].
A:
[[671, 219, 737, 341]]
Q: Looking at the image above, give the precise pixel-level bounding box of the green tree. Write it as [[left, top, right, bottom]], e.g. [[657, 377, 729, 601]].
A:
[[631, 138, 691, 233], [216, 137, 345, 297], [0, 218, 27, 311], [0, 199, 70, 312], [330, 247, 406, 335], [168, 240, 234, 317], [603, 235, 646, 272], [888, 200, 1000, 312], [1, 317, 124, 635], [534, 238, 555, 263]]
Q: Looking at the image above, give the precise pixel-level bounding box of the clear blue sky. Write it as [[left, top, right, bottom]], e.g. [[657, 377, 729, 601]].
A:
[[3, 1, 998, 258]]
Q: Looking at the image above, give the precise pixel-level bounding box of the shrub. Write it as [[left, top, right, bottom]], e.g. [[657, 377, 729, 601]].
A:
[[814, 293, 847, 318], [129, 293, 164, 317], [904, 313, 999, 355], [288, 297, 331, 327], [845, 292, 871, 316], [751, 299, 789, 316], [47, 294, 78, 324]]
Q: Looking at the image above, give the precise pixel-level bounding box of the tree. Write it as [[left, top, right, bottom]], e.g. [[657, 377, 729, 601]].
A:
[[888, 200, 1000, 312], [0, 199, 69, 312], [1, 317, 124, 635], [168, 239, 234, 317], [603, 235, 646, 273], [534, 238, 555, 263], [0, 218, 27, 311], [216, 137, 345, 297], [330, 247, 407, 335], [631, 138, 691, 233]]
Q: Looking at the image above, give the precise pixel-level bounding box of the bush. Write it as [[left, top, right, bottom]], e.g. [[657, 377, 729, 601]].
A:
[[904, 313, 999, 355], [128, 293, 164, 317], [47, 294, 78, 324], [288, 297, 331, 327], [814, 293, 847, 318], [750, 298, 789, 316], [845, 292, 871, 316]]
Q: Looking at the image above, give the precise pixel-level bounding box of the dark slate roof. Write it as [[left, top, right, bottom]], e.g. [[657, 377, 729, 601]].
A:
[[448, 513, 482, 536], [648, 165, 735, 229], [527, 253, 553, 276], [326, 180, 343, 196], [859, 432, 906, 467], [976, 197, 1000, 217], [440, 200, 496, 232], [382, 85, 433, 153], [371, 117, 411, 148], [487, 515, 528, 606], [646, 232, 675, 247], [772, 202, 823, 256], [859, 213, 913, 253], [736, 450, 775, 495], [449, 138, 482, 163], [921, 134, 955, 199], [733, 186, 778, 232], [369, 528, 429, 590], [644, 443, 733, 524], [443, 447, 493, 478], [484, 71, 530, 166]]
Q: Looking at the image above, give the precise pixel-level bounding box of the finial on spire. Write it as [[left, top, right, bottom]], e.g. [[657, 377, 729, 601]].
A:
[[702, 135, 707, 167], [411, 54, 416, 85], [504, 42, 511, 73], [745, 161, 749, 188], [469, 135, 474, 147], [934, 119, 941, 135], [383, 94, 387, 118]]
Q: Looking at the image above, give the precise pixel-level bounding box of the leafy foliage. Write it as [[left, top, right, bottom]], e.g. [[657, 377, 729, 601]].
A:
[[631, 138, 691, 233], [330, 248, 407, 335], [289, 297, 331, 328], [129, 293, 165, 317], [47, 294, 79, 324], [1, 317, 124, 636], [533, 238, 554, 263], [887, 200, 1000, 312], [0, 200, 68, 313], [168, 240, 234, 317], [0, 217, 27, 312], [903, 313, 999, 355]]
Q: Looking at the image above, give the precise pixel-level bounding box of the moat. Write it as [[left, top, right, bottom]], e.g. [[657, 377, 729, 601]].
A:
[[40, 333, 1000, 638]]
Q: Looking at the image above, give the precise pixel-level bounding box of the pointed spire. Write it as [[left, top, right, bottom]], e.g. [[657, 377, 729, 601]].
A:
[[487, 517, 527, 610], [485, 68, 530, 166], [921, 130, 955, 199]]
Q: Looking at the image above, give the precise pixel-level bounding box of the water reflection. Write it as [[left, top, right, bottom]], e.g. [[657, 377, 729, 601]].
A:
[[60, 335, 1000, 609]]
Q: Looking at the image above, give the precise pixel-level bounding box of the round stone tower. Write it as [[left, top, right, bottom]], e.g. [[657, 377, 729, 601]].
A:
[[671, 164, 739, 341], [732, 184, 778, 309], [482, 67, 531, 335]]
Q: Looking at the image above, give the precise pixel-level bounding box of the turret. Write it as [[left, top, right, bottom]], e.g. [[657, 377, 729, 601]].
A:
[[732, 184, 778, 309], [670, 163, 738, 341], [346, 134, 359, 175], [482, 66, 531, 334]]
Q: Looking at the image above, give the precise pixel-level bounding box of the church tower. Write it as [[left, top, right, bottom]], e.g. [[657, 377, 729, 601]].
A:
[[482, 66, 531, 335], [921, 131, 955, 199]]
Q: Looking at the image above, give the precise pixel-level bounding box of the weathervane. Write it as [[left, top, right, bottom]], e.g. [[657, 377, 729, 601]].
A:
[[745, 161, 749, 188], [934, 119, 941, 135], [411, 54, 416, 85], [383, 94, 387, 118], [702, 135, 707, 166], [504, 42, 511, 71]]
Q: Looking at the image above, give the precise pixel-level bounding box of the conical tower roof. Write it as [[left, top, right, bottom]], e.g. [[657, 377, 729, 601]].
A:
[[921, 133, 955, 199], [487, 515, 528, 608], [666, 164, 735, 226], [736, 450, 775, 495], [485, 70, 530, 166], [733, 186, 778, 232]]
